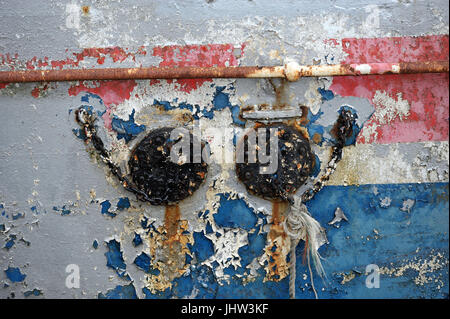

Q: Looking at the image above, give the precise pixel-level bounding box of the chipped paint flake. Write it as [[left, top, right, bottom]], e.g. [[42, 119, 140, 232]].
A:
[[379, 251, 449, 287]]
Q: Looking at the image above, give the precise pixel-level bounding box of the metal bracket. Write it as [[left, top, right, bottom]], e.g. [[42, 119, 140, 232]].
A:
[[241, 105, 303, 122]]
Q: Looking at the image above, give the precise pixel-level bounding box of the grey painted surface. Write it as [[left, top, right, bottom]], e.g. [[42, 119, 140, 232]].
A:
[[0, 0, 448, 299]]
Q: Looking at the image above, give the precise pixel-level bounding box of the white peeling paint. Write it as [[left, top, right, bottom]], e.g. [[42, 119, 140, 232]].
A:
[[355, 64, 372, 74], [317, 141, 449, 186], [371, 90, 411, 124]]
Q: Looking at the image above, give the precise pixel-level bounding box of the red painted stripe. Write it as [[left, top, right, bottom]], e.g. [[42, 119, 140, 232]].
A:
[[1, 38, 447, 144], [329, 35, 449, 144], [151, 44, 245, 93], [340, 35, 449, 63]]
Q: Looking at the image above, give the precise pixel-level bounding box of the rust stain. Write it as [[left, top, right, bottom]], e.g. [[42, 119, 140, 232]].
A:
[[237, 104, 255, 123], [245, 66, 285, 79], [264, 200, 290, 281], [142, 206, 193, 293], [81, 6, 89, 15], [163, 205, 192, 283], [298, 105, 310, 126], [268, 200, 288, 239], [196, 171, 206, 179], [399, 61, 449, 74], [258, 103, 272, 110], [164, 205, 181, 245], [288, 118, 310, 140], [268, 79, 289, 109], [253, 121, 266, 129], [339, 64, 356, 76], [312, 132, 322, 144], [153, 105, 195, 124]]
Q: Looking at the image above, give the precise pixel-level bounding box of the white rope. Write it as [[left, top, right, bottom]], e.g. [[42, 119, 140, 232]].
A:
[[307, 249, 319, 299], [289, 237, 300, 299], [284, 194, 327, 299]]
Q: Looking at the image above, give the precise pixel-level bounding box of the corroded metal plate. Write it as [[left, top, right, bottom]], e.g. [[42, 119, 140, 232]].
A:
[[128, 127, 208, 205], [236, 123, 314, 201]]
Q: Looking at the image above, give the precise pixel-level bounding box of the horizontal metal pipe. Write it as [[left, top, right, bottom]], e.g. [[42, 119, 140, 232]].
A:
[[0, 61, 447, 83]]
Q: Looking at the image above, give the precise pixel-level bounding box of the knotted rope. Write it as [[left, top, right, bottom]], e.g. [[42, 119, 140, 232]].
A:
[[284, 195, 327, 299], [283, 109, 356, 299]]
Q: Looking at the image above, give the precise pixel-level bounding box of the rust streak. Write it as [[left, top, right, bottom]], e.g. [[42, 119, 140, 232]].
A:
[[399, 61, 450, 74], [164, 205, 181, 245], [266, 201, 289, 280], [268, 79, 289, 109]]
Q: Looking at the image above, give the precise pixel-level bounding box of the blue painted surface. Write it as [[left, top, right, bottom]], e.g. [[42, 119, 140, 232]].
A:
[[4, 239, 15, 250], [98, 284, 137, 299], [301, 182, 449, 299], [116, 197, 130, 211], [140, 215, 156, 231], [141, 182, 448, 299], [71, 94, 106, 140], [311, 154, 321, 177], [52, 205, 71, 216], [4, 235, 16, 250], [12, 213, 24, 220], [80, 93, 105, 109], [23, 289, 42, 297], [143, 286, 172, 299], [191, 231, 215, 262], [171, 265, 219, 299], [100, 200, 115, 217], [30, 205, 45, 215], [105, 239, 129, 280], [5, 267, 26, 283], [134, 252, 160, 275], [238, 231, 267, 270], [132, 233, 142, 247], [214, 194, 258, 231], [224, 182, 448, 299], [111, 109, 146, 142], [303, 104, 363, 147], [318, 87, 335, 101], [100, 199, 130, 218], [303, 108, 326, 147]]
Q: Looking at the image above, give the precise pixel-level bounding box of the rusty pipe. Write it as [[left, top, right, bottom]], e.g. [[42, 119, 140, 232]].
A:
[[0, 61, 447, 83]]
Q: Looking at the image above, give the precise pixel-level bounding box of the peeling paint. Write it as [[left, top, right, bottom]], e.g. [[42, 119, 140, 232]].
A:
[[379, 251, 448, 287], [0, 0, 448, 299]]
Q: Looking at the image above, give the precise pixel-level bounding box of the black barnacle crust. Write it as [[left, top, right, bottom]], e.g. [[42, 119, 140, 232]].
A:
[[236, 123, 314, 201], [128, 127, 208, 206]]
